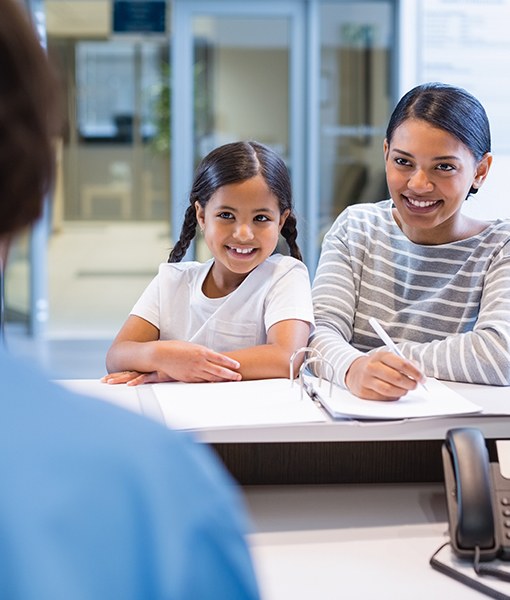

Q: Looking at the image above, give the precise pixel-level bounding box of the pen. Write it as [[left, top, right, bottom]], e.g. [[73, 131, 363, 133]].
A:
[[368, 317, 429, 392]]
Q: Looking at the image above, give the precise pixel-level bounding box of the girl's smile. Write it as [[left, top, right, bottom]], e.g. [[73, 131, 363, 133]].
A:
[[226, 245, 257, 257]]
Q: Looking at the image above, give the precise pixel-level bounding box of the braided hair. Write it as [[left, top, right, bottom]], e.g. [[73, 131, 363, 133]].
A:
[[168, 140, 303, 262]]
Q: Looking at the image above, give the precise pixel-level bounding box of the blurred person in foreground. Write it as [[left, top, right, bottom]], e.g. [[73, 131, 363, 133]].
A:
[[0, 1, 260, 598]]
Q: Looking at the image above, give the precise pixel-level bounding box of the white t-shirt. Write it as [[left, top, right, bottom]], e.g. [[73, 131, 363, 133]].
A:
[[131, 254, 314, 353]]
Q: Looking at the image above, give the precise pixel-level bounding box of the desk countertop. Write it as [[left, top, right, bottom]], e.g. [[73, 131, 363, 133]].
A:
[[244, 483, 486, 599], [57, 379, 510, 444]]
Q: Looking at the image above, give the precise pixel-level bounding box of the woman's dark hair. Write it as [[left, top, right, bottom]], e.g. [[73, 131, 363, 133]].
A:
[[168, 140, 303, 262], [386, 82, 491, 195], [0, 0, 60, 236]]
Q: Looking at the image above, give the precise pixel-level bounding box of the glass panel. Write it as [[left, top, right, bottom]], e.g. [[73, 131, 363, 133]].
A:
[[191, 16, 290, 260], [40, 36, 171, 337], [193, 16, 289, 160], [70, 40, 168, 222], [5, 233, 30, 331], [319, 2, 393, 240]]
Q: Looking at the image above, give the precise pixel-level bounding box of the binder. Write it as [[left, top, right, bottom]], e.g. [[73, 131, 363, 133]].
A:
[[150, 347, 483, 429], [290, 348, 482, 421]]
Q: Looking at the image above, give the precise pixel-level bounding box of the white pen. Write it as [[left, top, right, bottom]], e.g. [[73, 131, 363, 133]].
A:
[[368, 317, 429, 392]]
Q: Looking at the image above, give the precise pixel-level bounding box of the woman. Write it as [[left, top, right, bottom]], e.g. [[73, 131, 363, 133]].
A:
[[311, 82, 510, 400]]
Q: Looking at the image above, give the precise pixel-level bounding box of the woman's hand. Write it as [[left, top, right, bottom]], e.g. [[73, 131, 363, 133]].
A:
[[345, 351, 426, 401]]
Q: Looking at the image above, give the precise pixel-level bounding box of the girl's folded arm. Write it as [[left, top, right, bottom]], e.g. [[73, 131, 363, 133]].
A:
[[225, 318, 311, 380], [105, 315, 161, 374], [105, 315, 241, 383]]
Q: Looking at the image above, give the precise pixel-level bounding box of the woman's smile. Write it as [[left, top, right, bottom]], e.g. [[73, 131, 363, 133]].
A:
[[403, 195, 443, 213]]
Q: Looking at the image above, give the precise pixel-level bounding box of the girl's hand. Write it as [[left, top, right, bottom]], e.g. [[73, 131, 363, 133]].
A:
[[104, 341, 242, 384], [345, 351, 426, 401], [154, 341, 242, 383], [102, 370, 140, 385], [101, 370, 173, 386]]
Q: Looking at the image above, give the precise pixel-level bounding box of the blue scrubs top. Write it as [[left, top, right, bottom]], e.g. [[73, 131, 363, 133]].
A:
[[0, 351, 259, 599]]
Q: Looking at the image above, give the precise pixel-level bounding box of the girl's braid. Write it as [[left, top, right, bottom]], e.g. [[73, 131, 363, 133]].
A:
[[168, 205, 198, 262], [281, 213, 303, 261]]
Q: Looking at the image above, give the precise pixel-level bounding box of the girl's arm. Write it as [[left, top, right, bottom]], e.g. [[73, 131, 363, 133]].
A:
[[224, 318, 311, 380], [104, 315, 242, 384]]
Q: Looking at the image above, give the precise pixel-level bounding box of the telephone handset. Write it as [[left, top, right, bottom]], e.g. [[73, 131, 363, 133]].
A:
[[443, 427, 510, 562]]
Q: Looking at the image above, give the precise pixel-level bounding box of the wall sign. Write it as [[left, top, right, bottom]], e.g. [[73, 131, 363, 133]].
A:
[[113, 0, 167, 34]]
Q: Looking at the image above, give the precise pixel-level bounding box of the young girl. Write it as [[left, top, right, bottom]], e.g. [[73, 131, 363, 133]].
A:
[[311, 82, 510, 401], [104, 141, 314, 384]]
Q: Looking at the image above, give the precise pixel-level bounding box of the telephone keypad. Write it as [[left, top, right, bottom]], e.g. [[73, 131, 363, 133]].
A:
[[495, 489, 510, 559]]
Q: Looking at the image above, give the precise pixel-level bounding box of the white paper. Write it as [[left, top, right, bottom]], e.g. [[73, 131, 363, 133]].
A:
[[151, 378, 327, 430], [310, 377, 482, 420]]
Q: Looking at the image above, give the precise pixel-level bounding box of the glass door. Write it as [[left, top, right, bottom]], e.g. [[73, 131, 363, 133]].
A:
[[7, 2, 174, 340], [171, 1, 306, 260], [318, 1, 394, 252], [45, 36, 172, 338]]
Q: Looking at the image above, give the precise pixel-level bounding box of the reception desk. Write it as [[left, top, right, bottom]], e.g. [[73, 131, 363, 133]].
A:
[[55, 379, 509, 598], [57, 379, 510, 485]]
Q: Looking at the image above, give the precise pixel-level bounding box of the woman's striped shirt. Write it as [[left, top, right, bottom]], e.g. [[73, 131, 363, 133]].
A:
[[310, 200, 510, 387]]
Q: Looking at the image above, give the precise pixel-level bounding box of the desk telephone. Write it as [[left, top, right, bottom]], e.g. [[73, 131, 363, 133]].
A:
[[443, 428, 510, 562]]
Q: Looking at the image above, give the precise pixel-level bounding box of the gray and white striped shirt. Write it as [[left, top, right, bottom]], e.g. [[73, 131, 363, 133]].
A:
[[310, 200, 510, 387]]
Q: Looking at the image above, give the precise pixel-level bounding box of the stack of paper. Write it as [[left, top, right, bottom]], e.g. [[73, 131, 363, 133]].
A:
[[308, 376, 482, 420], [151, 378, 327, 429]]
